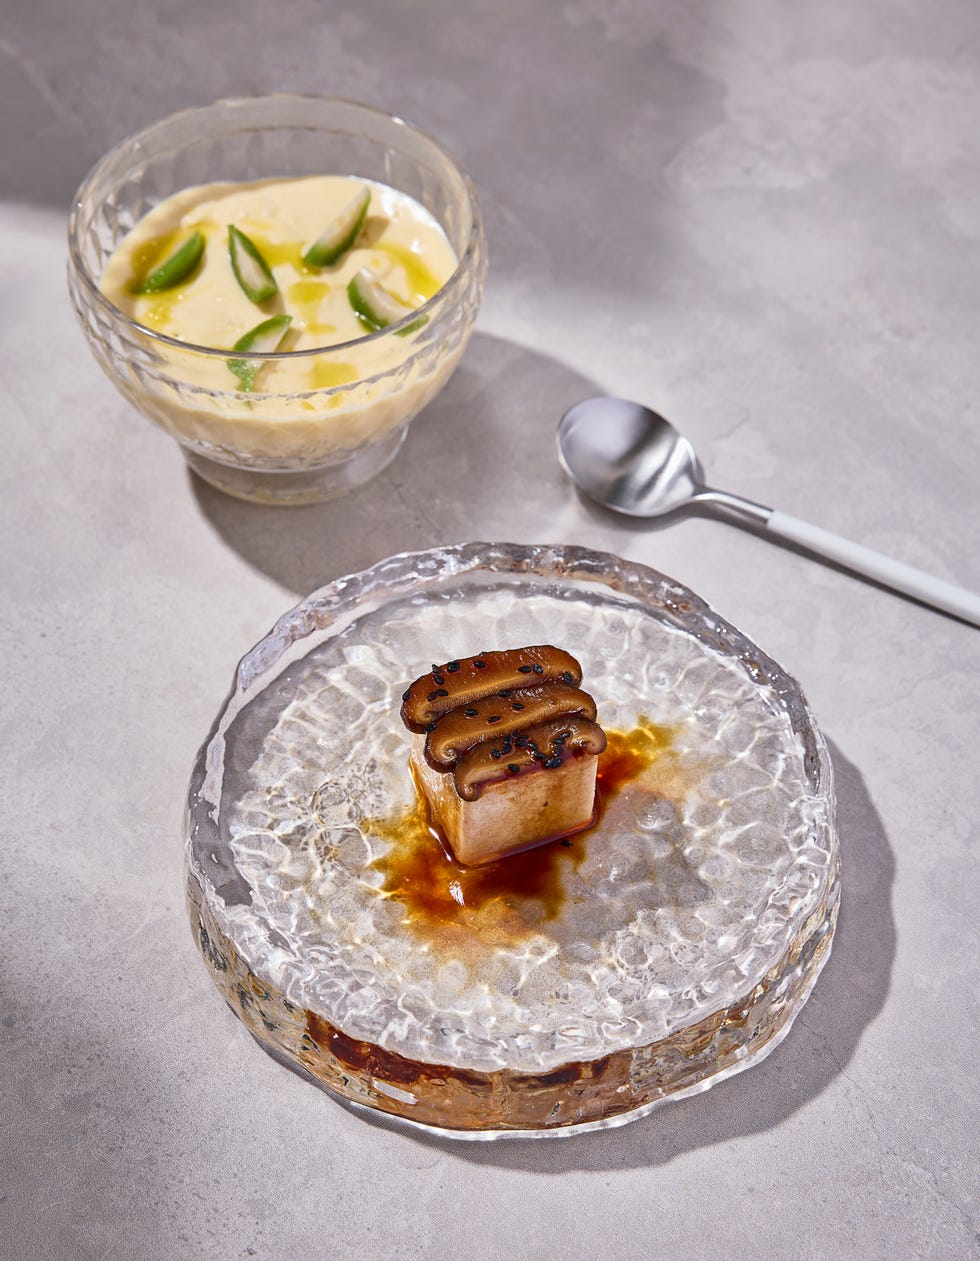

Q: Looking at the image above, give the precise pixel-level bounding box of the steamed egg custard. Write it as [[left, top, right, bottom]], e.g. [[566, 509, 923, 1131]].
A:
[[102, 175, 455, 361], [98, 176, 460, 464]]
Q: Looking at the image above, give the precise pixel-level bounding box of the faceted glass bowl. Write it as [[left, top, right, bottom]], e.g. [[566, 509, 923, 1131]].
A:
[[185, 543, 840, 1138], [67, 95, 487, 504]]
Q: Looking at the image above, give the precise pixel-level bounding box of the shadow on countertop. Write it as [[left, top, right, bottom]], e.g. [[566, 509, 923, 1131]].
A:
[[189, 331, 619, 596], [319, 738, 895, 1172]]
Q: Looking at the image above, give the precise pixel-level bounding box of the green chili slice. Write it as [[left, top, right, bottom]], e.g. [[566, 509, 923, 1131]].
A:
[[228, 225, 278, 303], [303, 185, 371, 268], [347, 268, 427, 336], [134, 230, 205, 294], [227, 314, 292, 391]]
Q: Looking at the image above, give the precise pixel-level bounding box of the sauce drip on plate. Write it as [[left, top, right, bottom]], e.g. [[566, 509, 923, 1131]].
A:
[[365, 718, 677, 939]]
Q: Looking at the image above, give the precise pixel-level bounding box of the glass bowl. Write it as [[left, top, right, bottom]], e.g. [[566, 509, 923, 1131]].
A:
[[185, 543, 840, 1138], [67, 95, 487, 505]]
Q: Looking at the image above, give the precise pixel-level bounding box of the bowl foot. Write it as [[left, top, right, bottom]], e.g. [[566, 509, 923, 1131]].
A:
[[182, 426, 408, 505]]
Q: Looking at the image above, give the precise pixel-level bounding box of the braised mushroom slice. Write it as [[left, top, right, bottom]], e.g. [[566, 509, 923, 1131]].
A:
[[423, 682, 597, 772], [453, 716, 607, 801], [400, 645, 582, 732]]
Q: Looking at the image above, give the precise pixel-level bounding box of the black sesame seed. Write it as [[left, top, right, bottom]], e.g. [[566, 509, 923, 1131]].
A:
[[447, 661, 460, 672], [401, 690, 410, 702], [490, 749, 501, 760], [464, 707, 478, 717], [435, 688, 448, 697], [514, 735, 527, 748], [430, 664, 439, 673], [561, 839, 573, 848], [425, 722, 437, 732], [501, 740, 513, 754], [517, 665, 533, 673], [474, 659, 486, 669], [427, 690, 441, 701], [532, 663, 544, 674], [497, 689, 511, 698], [546, 756, 562, 769], [487, 715, 501, 724], [507, 763, 520, 774], [561, 671, 573, 683], [433, 674, 445, 686], [512, 702, 525, 711]]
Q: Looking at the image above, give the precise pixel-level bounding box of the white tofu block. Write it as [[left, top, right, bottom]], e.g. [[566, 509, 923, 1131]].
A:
[[410, 735, 598, 866]]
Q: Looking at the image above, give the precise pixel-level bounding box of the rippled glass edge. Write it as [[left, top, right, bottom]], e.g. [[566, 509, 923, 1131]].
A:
[[205, 540, 830, 784], [187, 851, 839, 1137]]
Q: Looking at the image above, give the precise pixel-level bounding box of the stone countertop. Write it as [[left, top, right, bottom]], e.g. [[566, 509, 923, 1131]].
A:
[[3, 2, 978, 1258]]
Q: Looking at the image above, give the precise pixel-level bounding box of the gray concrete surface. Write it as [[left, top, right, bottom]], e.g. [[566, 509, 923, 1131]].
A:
[[2, 2, 978, 1258]]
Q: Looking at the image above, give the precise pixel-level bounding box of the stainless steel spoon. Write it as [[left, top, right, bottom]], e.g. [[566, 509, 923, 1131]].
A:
[[558, 396, 980, 627]]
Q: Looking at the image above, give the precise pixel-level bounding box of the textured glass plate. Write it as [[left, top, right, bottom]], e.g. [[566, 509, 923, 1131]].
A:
[[186, 543, 839, 1138]]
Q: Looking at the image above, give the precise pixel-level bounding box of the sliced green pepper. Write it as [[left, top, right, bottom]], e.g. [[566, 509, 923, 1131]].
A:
[[303, 185, 371, 268], [134, 230, 205, 293], [228, 314, 292, 391], [348, 268, 427, 336], [228, 225, 278, 304]]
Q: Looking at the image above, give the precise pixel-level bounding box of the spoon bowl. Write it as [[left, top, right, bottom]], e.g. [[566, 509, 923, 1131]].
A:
[[558, 397, 706, 518]]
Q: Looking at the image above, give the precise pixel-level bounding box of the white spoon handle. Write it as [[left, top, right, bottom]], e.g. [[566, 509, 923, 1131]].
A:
[[766, 510, 980, 627]]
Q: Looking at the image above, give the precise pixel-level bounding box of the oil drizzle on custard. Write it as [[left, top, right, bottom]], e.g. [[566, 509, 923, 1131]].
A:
[[126, 220, 440, 353], [374, 241, 441, 302], [127, 220, 216, 331], [365, 718, 678, 940]]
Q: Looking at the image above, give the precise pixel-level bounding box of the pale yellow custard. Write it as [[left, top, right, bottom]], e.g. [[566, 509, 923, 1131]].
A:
[[98, 176, 461, 470]]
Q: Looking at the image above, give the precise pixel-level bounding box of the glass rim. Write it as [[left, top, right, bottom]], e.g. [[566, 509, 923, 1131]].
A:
[[66, 93, 485, 360]]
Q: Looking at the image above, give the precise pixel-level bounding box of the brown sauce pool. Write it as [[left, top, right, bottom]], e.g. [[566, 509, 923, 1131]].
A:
[[364, 718, 678, 940]]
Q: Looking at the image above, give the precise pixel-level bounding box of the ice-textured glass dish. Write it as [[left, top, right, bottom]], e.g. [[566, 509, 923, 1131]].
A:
[[185, 543, 839, 1138], [67, 95, 486, 504]]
